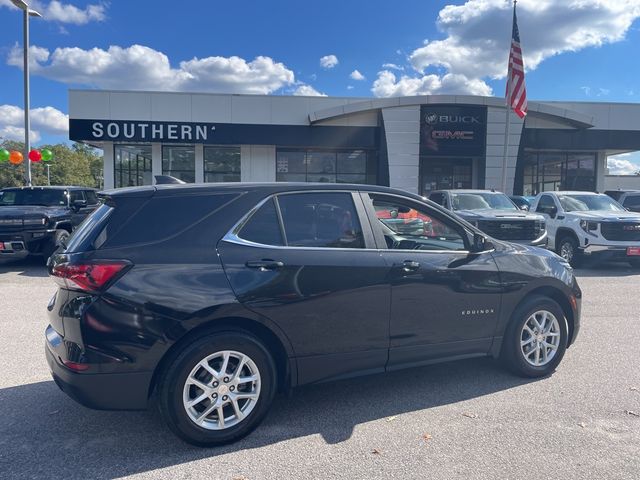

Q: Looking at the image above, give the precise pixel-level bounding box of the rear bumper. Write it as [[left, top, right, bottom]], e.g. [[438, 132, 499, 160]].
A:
[[45, 325, 151, 410]]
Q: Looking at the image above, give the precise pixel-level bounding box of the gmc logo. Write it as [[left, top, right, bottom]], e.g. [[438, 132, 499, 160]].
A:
[[623, 225, 640, 231], [431, 130, 474, 140]]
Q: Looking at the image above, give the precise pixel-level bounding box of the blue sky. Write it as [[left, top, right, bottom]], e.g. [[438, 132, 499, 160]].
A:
[[1, 0, 640, 172]]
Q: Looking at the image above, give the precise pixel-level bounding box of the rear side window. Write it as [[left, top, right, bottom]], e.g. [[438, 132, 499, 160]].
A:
[[277, 192, 364, 248], [238, 199, 284, 246], [105, 193, 239, 247]]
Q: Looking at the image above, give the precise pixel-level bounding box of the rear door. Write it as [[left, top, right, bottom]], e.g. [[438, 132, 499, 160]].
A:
[[217, 190, 391, 385], [362, 192, 502, 368]]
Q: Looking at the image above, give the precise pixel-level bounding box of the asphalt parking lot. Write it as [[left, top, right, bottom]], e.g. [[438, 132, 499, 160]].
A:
[[0, 257, 639, 480]]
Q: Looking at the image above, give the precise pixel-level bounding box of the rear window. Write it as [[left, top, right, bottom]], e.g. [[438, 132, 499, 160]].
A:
[[104, 193, 239, 247], [238, 199, 284, 246], [65, 204, 113, 253]]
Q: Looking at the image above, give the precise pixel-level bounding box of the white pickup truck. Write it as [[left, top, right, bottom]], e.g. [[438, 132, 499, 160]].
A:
[[530, 191, 640, 268]]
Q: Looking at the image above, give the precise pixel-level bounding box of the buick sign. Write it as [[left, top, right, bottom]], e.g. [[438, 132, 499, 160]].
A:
[[420, 105, 487, 157]]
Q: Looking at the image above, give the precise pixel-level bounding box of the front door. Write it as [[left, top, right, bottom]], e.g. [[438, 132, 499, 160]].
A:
[[420, 158, 473, 196], [218, 191, 391, 385], [362, 192, 502, 369]]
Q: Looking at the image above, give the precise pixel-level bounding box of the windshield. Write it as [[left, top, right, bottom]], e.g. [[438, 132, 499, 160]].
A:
[[558, 194, 625, 212], [0, 189, 68, 207], [451, 192, 517, 211]]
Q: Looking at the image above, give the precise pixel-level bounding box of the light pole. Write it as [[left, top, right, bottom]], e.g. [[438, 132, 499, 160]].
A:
[[10, 0, 42, 187]]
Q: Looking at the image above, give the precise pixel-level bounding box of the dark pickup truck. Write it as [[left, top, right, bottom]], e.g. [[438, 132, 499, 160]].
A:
[[0, 186, 99, 260]]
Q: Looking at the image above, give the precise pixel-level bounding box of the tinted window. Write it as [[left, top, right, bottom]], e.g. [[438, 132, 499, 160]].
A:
[[0, 189, 67, 207], [105, 193, 239, 247], [84, 190, 98, 205], [536, 195, 555, 213], [277, 192, 364, 248], [238, 199, 284, 246], [69, 190, 84, 203], [623, 195, 640, 208], [370, 194, 466, 251], [429, 193, 445, 206]]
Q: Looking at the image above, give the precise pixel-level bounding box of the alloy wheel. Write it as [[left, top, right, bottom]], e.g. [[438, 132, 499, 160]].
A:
[[182, 350, 261, 430], [520, 310, 561, 367], [559, 241, 574, 263]]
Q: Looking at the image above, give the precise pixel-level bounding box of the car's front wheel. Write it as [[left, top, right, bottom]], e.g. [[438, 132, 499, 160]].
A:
[[157, 331, 277, 446], [500, 296, 568, 378], [556, 236, 581, 267]]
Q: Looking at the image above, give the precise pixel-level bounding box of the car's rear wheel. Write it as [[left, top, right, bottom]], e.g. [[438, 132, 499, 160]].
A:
[[157, 331, 277, 446], [556, 236, 581, 267], [500, 296, 568, 378]]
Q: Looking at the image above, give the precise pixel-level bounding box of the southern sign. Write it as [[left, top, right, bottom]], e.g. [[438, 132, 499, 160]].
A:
[[420, 105, 487, 157], [70, 120, 216, 143]]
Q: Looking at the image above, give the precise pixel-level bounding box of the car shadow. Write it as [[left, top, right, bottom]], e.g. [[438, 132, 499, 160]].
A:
[[0, 358, 536, 479], [573, 259, 639, 277], [0, 256, 48, 278]]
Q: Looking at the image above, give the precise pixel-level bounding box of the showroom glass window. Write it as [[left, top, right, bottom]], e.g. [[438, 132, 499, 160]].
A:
[[162, 146, 195, 183], [522, 151, 596, 195], [204, 146, 241, 183], [276, 149, 376, 184], [114, 145, 152, 188]]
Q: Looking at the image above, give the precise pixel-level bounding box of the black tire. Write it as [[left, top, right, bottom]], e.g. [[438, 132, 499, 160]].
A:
[[500, 295, 568, 378], [43, 229, 70, 261], [556, 235, 581, 267], [629, 258, 640, 269], [157, 331, 277, 447]]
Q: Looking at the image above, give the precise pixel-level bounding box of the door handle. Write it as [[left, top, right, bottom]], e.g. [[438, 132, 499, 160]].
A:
[[399, 260, 420, 272], [245, 260, 284, 271]]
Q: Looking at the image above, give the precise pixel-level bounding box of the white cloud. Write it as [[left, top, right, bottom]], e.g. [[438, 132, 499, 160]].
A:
[[320, 54, 339, 69], [292, 84, 326, 97], [372, 70, 492, 97], [373, 0, 640, 98], [7, 44, 296, 94], [0, 104, 69, 142], [0, 0, 106, 25], [608, 153, 640, 175], [382, 63, 404, 71], [347, 85, 354, 90], [350, 69, 365, 81]]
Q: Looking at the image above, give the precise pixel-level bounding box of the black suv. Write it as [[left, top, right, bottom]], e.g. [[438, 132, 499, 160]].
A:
[[0, 186, 99, 259], [46, 183, 581, 446]]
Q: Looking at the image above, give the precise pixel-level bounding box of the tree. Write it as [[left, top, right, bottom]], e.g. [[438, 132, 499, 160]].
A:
[[0, 141, 103, 189]]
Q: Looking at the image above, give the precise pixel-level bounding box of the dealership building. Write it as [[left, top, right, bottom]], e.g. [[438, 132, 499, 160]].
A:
[[68, 89, 640, 195]]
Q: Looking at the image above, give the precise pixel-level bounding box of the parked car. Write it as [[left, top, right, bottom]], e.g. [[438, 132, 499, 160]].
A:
[[604, 190, 640, 213], [428, 189, 547, 246], [509, 195, 532, 211], [46, 183, 581, 446], [0, 186, 99, 259], [531, 191, 640, 267]]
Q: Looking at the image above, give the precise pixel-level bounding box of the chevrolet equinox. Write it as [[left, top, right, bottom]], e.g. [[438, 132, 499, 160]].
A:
[[45, 183, 581, 446]]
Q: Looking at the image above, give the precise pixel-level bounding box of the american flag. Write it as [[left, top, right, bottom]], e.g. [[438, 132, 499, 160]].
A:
[[506, 2, 527, 118]]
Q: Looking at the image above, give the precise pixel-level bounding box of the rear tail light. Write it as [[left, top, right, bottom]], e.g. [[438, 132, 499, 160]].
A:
[[51, 261, 130, 293]]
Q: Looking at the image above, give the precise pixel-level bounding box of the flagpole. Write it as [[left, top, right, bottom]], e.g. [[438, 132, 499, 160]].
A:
[[501, 0, 516, 193], [500, 105, 511, 193]]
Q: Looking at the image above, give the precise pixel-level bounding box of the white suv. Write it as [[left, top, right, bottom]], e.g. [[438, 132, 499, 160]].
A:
[[530, 191, 640, 268]]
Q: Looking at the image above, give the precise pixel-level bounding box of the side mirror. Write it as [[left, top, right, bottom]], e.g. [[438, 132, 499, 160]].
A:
[[471, 233, 494, 253], [519, 204, 529, 211], [548, 205, 557, 218]]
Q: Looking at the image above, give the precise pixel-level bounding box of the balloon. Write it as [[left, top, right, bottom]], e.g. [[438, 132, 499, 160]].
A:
[[41, 149, 53, 162], [9, 151, 23, 165], [0, 148, 9, 163], [29, 149, 42, 162]]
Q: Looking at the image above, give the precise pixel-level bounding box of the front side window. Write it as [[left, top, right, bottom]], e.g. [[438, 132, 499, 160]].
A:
[[162, 146, 195, 183], [369, 194, 467, 251], [204, 146, 240, 183], [84, 191, 99, 205], [558, 194, 625, 212], [536, 195, 556, 213], [623, 195, 640, 209]]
